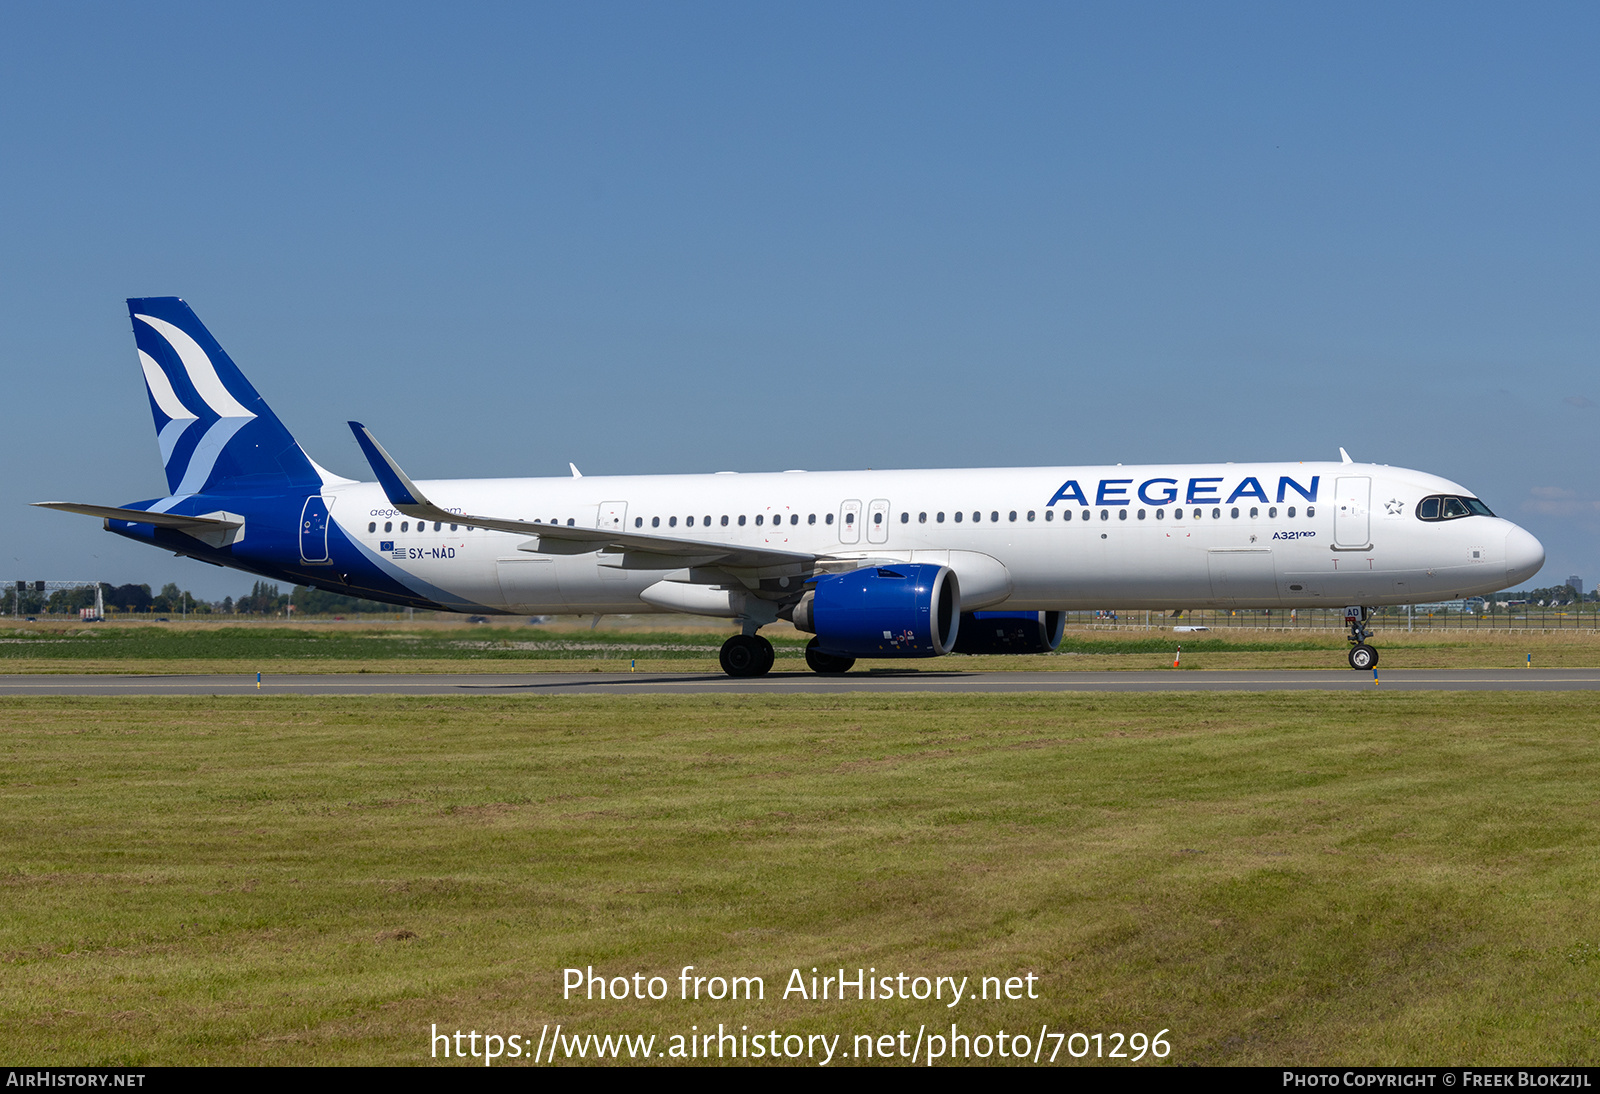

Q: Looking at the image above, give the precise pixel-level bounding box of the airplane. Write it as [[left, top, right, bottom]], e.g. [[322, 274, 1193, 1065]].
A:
[[37, 297, 1546, 676]]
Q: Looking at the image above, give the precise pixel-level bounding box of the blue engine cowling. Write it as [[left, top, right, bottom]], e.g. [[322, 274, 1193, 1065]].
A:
[[801, 564, 960, 658], [951, 610, 1066, 655]]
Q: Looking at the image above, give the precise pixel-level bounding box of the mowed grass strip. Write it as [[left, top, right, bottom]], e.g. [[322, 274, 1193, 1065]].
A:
[[3, 623, 1599, 673], [1, 693, 1598, 1065]]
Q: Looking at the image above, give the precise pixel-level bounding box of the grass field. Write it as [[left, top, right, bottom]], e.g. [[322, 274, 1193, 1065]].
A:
[[2, 620, 1598, 674], [3, 692, 1599, 1065]]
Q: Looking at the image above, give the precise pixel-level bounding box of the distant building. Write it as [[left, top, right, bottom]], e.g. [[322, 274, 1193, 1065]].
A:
[[1569, 575, 1584, 598]]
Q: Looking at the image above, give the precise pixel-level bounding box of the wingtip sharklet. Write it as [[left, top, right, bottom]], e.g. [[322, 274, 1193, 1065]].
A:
[[348, 421, 428, 510]]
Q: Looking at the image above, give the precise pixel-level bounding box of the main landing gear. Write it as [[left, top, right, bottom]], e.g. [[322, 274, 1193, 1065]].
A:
[[1344, 606, 1379, 670], [804, 638, 855, 675], [719, 633, 775, 678]]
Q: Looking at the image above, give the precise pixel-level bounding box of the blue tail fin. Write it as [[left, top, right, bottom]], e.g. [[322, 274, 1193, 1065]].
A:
[[128, 297, 322, 495]]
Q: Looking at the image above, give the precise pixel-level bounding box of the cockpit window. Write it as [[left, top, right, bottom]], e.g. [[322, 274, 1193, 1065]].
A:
[[1417, 495, 1495, 521]]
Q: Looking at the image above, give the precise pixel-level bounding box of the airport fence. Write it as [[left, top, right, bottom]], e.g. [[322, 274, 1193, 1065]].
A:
[[1074, 608, 1600, 633]]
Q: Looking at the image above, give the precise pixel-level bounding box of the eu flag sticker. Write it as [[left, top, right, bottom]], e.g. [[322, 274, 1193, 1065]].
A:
[[380, 540, 394, 552]]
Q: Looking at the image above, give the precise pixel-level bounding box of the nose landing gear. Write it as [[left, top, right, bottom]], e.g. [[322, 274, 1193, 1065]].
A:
[[1344, 606, 1379, 670]]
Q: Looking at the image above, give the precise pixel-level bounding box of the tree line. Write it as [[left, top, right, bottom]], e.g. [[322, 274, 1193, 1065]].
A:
[[1501, 585, 1595, 606], [2, 580, 396, 617]]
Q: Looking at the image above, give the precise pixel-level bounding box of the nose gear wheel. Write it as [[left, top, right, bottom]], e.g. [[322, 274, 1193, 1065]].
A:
[[1348, 643, 1378, 670]]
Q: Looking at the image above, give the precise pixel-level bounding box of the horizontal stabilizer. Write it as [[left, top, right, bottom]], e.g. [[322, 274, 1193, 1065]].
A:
[[33, 501, 241, 530], [34, 502, 245, 549], [348, 422, 815, 569]]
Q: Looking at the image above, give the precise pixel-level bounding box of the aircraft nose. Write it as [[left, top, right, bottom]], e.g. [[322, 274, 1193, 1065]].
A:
[[1503, 525, 1545, 587]]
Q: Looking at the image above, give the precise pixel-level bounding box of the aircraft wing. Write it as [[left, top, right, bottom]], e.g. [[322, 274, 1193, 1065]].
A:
[[32, 502, 242, 532], [348, 423, 816, 570]]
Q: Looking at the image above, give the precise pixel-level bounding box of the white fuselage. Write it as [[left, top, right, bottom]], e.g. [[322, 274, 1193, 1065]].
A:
[[324, 460, 1544, 616]]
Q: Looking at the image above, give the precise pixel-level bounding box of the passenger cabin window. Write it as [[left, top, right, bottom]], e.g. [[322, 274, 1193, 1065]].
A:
[[1044, 510, 1053, 521], [900, 512, 909, 523], [1137, 509, 1146, 520], [636, 517, 643, 528], [652, 517, 660, 528], [1155, 509, 1164, 521], [739, 515, 747, 526], [919, 512, 928, 523], [1231, 508, 1240, 519], [451, 524, 459, 531], [936, 512, 945, 523], [1268, 507, 1277, 518], [825, 514, 833, 525], [1287, 507, 1296, 518], [1210, 508, 1220, 519], [401, 521, 409, 532], [1026, 510, 1035, 521], [1118, 509, 1128, 520], [669, 517, 677, 527], [1250, 507, 1259, 518], [755, 515, 763, 526], [368, 522, 377, 532]]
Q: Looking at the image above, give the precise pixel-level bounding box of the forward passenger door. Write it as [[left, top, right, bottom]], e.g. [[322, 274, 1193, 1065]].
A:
[[1334, 477, 1371, 547]]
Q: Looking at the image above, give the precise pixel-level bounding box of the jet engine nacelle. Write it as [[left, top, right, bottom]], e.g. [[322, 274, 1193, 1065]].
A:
[[793, 564, 960, 658], [951, 610, 1066, 655]]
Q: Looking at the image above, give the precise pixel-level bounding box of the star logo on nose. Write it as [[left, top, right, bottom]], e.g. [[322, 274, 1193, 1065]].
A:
[[1384, 498, 1405, 515]]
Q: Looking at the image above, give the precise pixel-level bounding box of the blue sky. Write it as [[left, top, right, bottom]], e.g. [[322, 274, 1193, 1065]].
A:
[[2, 2, 1596, 598]]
